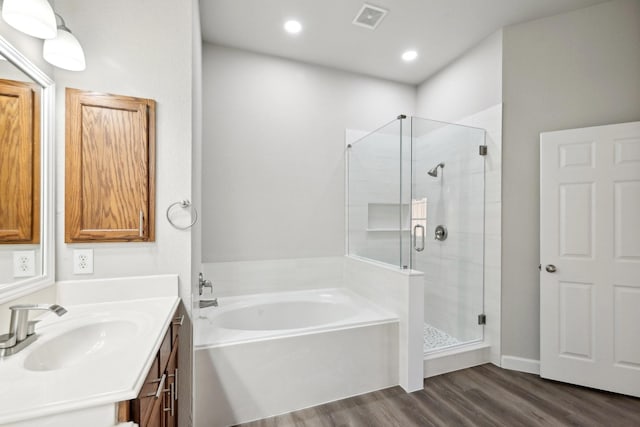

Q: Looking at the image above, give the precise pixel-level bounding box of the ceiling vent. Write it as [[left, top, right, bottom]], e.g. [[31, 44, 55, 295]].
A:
[[352, 4, 388, 30]]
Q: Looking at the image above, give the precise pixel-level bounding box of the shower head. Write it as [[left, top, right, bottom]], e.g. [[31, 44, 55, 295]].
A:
[[427, 162, 445, 177]]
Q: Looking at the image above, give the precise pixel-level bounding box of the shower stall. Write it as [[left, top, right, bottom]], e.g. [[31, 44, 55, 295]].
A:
[[347, 115, 486, 354]]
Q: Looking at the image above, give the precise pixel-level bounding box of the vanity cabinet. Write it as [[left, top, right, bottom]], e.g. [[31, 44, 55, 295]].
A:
[[121, 306, 182, 427], [65, 88, 156, 243], [0, 78, 40, 244]]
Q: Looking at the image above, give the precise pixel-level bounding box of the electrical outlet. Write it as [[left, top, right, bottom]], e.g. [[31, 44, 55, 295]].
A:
[[13, 251, 35, 277], [73, 249, 94, 274]]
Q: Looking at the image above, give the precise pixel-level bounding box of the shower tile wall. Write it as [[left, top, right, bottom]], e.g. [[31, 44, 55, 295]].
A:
[[413, 123, 485, 344], [202, 257, 344, 297], [347, 126, 405, 267]]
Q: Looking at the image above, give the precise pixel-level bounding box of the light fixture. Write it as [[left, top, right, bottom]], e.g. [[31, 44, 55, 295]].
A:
[[284, 20, 302, 35], [1, 0, 58, 39], [402, 50, 418, 62], [43, 14, 86, 71]]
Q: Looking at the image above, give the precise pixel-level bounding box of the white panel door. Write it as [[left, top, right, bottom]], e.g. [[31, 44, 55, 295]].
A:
[[540, 121, 640, 397]]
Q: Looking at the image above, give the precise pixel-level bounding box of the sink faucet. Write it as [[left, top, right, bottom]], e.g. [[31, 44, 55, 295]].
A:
[[198, 273, 218, 308], [0, 304, 67, 357]]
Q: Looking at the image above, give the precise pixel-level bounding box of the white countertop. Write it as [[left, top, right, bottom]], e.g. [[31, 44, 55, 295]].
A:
[[0, 296, 180, 425]]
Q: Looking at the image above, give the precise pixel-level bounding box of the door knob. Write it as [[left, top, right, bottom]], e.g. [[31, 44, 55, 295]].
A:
[[545, 264, 557, 273]]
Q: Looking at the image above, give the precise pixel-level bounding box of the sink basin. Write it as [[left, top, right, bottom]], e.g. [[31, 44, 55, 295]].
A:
[[24, 320, 138, 371]]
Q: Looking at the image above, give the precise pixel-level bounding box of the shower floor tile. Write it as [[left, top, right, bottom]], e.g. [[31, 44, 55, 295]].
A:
[[423, 323, 460, 352]]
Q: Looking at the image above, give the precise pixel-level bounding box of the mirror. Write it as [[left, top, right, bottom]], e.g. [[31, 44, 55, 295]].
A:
[[0, 35, 54, 303]]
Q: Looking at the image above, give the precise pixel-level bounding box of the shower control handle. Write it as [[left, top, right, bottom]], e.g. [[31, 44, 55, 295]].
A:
[[413, 224, 425, 252], [434, 225, 448, 241]]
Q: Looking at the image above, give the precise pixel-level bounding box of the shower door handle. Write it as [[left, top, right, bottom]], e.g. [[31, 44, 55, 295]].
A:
[[413, 224, 425, 252]]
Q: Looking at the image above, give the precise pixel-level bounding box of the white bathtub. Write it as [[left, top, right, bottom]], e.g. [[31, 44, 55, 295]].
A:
[[194, 288, 399, 427], [195, 288, 396, 348]]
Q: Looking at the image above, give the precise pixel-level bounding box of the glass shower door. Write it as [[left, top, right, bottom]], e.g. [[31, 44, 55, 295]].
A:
[[410, 117, 486, 352]]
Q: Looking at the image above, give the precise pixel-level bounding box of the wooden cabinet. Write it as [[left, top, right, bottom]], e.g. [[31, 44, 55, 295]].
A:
[[120, 306, 182, 427], [65, 88, 155, 242], [0, 78, 40, 244]]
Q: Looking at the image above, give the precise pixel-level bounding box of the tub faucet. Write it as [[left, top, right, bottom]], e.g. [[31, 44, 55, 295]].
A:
[[0, 304, 67, 357], [198, 272, 218, 308], [199, 272, 213, 295], [199, 299, 218, 308]]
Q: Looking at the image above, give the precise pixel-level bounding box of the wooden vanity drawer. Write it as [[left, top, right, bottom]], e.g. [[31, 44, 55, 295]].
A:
[[158, 328, 172, 373], [171, 307, 183, 345], [131, 356, 160, 424]]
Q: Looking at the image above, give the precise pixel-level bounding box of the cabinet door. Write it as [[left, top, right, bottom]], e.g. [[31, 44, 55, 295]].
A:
[[132, 356, 160, 425], [129, 307, 180, 427], [164, 342, 179, 427], [146, 391, 165, 427], [0, 79, 39, 243], [65, 88, 155, 242]]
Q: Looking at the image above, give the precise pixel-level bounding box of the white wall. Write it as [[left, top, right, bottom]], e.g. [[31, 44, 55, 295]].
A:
[[416, 31, 503, 122], [53, 1, 195, 425], [202, 44, 415, 262], [0, 19, 52, 74], [53, 0, 193, 285], [501, 0, 640, 361]]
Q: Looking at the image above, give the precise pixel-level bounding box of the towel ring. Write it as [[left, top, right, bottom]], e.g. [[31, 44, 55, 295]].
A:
[[166, 200, 197, 230]]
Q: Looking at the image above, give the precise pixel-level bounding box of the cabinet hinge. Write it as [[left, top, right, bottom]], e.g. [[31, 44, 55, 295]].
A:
[[478, 314, 487, 325], [479, 145, 488, 156]]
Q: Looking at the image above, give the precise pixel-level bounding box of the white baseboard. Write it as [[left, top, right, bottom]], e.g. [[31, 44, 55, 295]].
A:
[[501, 355, 540, 375], [424, 343, 490, 378]]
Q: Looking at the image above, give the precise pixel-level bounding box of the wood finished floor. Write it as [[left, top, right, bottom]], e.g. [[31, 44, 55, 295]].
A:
[[236, 364, 640, 427]]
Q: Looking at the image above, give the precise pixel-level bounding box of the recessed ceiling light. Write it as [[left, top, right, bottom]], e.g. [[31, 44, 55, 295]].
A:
[[284, 20, 302, 34], [402, 50, 418, 62]]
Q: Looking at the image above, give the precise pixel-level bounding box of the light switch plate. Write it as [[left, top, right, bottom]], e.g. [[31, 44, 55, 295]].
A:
[[73, 249, 94, 274], [13, 250, 35, 277]]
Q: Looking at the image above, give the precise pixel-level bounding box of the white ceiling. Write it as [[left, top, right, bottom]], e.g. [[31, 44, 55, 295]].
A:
[[200, 0, 609, 85]]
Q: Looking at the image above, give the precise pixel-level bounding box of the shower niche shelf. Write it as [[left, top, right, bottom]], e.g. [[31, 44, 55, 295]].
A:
[[366, 203, 410, 232]]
